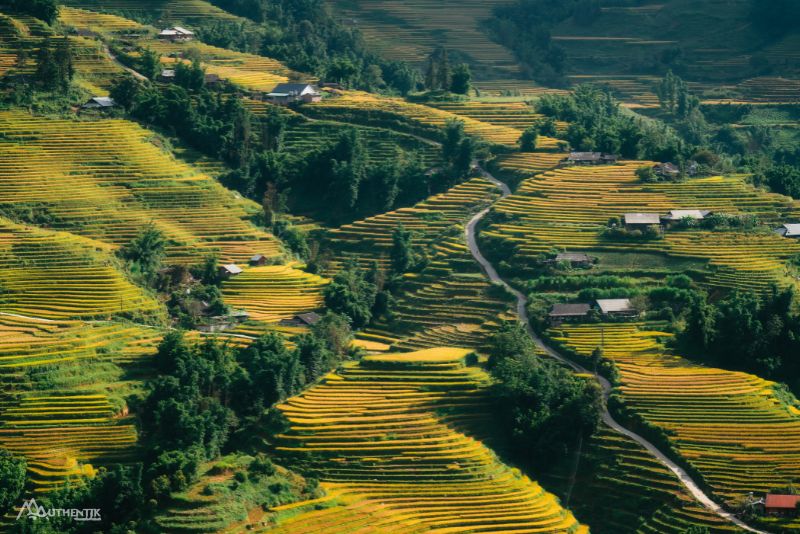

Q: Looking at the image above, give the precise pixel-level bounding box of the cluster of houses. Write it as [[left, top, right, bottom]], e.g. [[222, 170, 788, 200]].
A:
[[548, 298, 638, 326]]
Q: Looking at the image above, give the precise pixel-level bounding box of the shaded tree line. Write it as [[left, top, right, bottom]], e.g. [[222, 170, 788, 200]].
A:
[[537, 84, 686, 162], [487, 322, 603, 472], [485, 0, 584, 85], [680, 286, 800, 392], [0, 0, 59, 24], [202, 0, 420, 94]]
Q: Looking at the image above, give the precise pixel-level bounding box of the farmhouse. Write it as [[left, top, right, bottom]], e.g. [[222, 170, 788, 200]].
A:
[[218, 264, 243, 277], [776, 223, 800, 238], [663, 209, 711, 223], [280, 312, 322, 327], [624, 212, 661, 230], [548, 303, 591, 326], [158, 69, 175, 82], [266, 83, 321, 105], [81, 97, 115, 109], [596, 298, 638, 318], [249, 254, 269, 266], [564, 152, 619, 165], [764, 494, 800, 517], [205, 73, 221, 86], [158, 26, 194, 41], [654, 162, 680, 178], [554, 252, 594, 267]]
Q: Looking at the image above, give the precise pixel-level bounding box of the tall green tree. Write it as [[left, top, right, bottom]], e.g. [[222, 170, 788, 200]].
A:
[[323, 260, 377, 328], [449, 63, 471, 94], [53, 37, 74, 90], [390, 224, 415, 274], [34, 39, 58, 89], [519, 125, 538, 152], [119, 224, 167, 283], [0, 450, 25, 514]]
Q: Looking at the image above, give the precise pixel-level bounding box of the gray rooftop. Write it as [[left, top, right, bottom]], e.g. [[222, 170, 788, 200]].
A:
[[596, 298, 634, 314]]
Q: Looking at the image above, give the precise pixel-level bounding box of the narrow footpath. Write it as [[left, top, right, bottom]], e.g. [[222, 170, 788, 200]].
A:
[[466, 166, 766, 534]]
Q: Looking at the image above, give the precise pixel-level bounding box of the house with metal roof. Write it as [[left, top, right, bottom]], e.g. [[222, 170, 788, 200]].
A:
[[596, 298, 638, 318], [777, 223, 800, 238]]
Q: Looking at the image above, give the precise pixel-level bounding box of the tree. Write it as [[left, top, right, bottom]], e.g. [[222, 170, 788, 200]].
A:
[[519, 125, 538, 152], [53, 37, 74, 90], [139, 48, 162, 80], [311, 312, 353, 356], [390, 224, 415, 274], [236, 332, 304, 411], [0, 450, 25, 513], [487, 321, 536, 369], [261, 106, 288, 151], [175, 60, 205, 91], [450, 63, 471, 95], [490, 327, 603, 470], [8, 0, 59, 24], [435, 47, 451, 91], [110, 75, 142, 110], [119, 224, 167, 283], [34, 39, 58, 90], [323, 261, 377, 328]]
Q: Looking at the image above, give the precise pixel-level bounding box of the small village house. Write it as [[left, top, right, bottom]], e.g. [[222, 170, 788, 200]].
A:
[[158, 69, 175, 82], [204, 73, 221, 86], [764, 494, 800, 517], [82, 97, 115, 109], [776, 223, 800, 238], [553, 252, 594, 268], [663, 209, 711, 225], [218, 264, 243, 278], [548, 303, 591, 326], [249, 254, 268, 266], [280, 312, 322, 327], [564, 152, 619, 166], [654, 162, 680, 179], [265, 83, 321, 105], [624, 213, 661, 231], [158, 26, 194, 41], [596, 298, 638, 318]]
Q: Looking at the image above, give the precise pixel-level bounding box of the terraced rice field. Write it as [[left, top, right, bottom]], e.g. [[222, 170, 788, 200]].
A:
[[154, 41, 295, 92], [305, 91, 530, 146], [326, 0, 520, 78], [268, 348, 587, 533], [59, 6, 145, 35], [544, 427, 740, 534], [484, 159, 800, 291], [0, 111, 280, 264], [362, 234, 513, 351], [282, 120, 442, 167], [222, 264, 329, 323], [427, 101, 564, 149], [0, 221, 159, 319], [329, 176, 500, 261], [0, 316, 160, 491], [62, 0, 241, 24], [0, 10, 123, 90], [548, 322, 800, 526]]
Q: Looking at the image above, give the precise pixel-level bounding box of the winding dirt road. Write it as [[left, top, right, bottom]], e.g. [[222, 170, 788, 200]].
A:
[[465, 167, 765, 534]]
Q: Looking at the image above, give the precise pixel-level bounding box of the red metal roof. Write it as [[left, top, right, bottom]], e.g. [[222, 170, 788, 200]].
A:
[[765, 494, 800, 509]]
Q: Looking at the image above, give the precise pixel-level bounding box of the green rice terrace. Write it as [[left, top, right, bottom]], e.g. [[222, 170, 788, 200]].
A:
[[0, 0, 798, 533]]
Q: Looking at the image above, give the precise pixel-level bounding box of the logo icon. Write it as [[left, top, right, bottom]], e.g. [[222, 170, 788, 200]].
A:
[[15, 498, 101, 522]]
